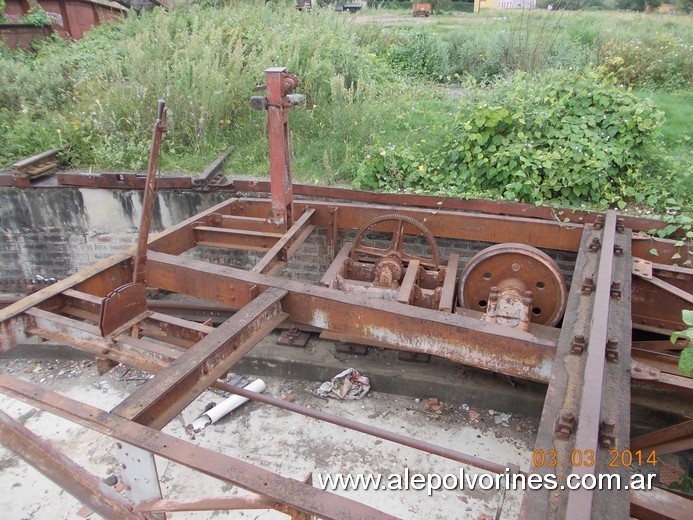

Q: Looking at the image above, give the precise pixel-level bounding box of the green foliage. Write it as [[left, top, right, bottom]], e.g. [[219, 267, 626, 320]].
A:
[[672, 310, 693, 377], [598, 35, 693, 91], [615, 0, 662, 11], [387, 28, 449, 79], [0, 3, 440, 178], [19, 7, 52, 27], [0, 3, 691, 218], [669, 474, 693, 493], [0, 0, 7, 24], [356, 71, 684, 210]]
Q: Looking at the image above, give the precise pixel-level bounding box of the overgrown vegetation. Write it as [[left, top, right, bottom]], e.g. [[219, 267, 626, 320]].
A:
[[673, 310, 693, 377], [356, 71, 680, 211], [0, 4, 691, 223], [18, 7, 53, 27]]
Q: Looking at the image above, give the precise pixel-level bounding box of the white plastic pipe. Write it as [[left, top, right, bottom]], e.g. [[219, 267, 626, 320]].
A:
[[190, 379, 266, 431]]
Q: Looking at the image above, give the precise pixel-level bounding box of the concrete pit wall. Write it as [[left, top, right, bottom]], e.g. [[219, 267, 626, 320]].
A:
[[0, 187, 228, 281], [0, 187, 577, 286]]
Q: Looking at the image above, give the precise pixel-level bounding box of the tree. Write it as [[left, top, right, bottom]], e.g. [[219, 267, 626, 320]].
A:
[[615, 0, 663, 11]]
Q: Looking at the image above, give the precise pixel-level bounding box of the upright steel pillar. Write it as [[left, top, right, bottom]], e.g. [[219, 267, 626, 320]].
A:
[[251, 67, 304, 230]]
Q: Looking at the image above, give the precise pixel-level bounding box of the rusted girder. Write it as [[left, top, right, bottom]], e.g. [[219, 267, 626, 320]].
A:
[[252, 208, 316, 275], [230, 180, 688, 237], [0, 409, 149, 519], [630, 419, 693, 457], [245, 198, 585, 252], [110, 287, 288, 428], [146, 251, 559, 383], [521, 212, 633, 520], [0, 374, 397, 520], [630, 487, 693, 520], [565, 211, 631, 520]]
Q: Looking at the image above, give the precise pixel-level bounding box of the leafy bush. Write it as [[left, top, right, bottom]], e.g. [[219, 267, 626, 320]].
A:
[[0, 4, 434, 176], [598, 35, 693, 91], [387, 28, 449, 79], [356, 71, 678, 210], [672, 310, 693, 377], [19, 7, 52, 27]]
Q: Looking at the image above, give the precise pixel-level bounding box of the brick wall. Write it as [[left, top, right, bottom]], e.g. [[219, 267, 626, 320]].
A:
[[0, 187, 576, 290], [0, 187, 227, 281]]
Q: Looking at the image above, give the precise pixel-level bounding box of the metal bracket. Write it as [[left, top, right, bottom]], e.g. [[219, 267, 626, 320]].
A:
[[633, 257, 653, 279], [630, 361, 661, 381], [335, 342, 369, 355], [99, 282, 150, 337], [277, 328, 310, 348]]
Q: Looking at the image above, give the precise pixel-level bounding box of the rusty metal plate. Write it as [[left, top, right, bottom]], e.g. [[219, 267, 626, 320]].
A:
[[99, 282, 149, 337], [633, 257, 653, 279]]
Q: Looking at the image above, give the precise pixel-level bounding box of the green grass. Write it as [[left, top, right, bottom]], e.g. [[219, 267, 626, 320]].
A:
[[0, 3, 691, 221], [637, 90, 693, 152], [636, 89, 693, 195]]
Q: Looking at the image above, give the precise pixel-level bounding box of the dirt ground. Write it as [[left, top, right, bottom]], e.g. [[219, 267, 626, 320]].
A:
[[0, 356, 539, 519]]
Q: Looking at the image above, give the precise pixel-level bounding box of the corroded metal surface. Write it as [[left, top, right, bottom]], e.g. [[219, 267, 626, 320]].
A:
[[0, 68, 691, 519], [458, 243, 567, 328]]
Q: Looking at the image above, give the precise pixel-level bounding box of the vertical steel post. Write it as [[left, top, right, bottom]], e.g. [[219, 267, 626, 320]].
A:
[[133, 100, 167, 285], [265, 67, 297, 230]]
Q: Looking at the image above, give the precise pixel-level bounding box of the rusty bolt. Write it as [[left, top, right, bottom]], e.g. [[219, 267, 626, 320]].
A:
[[601, 418, 616, 434], [523, 290, 533, 305], [599, 419, 617, 449], [116, 443, 122, 449], [614, 244, 624, 256], [606, 339, 619, 362], [121, 463, 127, 469], [555, 412, 576, 439], [581, 276, 595, 295], [570, 335, 587, 355], [588, 237, 601, 252], [593, 215, 604, 230], [616, 217, 625, 233], [610, 281, 622, 299], [489, 287, 500, 302]]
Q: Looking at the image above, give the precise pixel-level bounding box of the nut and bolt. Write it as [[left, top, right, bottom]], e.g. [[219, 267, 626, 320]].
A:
[[599, 419, 617, 449], [614, 244, 624, 256], [588, 237, 601, 252], [555, 412, 576, 439], [581, 276, 595, 295], [606, 339, 619, 362], [570, 335, 587, 355], [489, 287, 500, 303], [610, 281, 622, 299], [593, 215, 604, 230], [523, 290, 533, 305], [616, 217, 625, 233]]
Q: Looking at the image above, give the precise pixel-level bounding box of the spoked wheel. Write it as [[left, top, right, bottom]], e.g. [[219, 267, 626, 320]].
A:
[[458, 243, 567, 327], [350, 214, 440, 270]]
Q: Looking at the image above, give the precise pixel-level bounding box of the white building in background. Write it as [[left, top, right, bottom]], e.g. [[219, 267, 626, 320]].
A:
[[480, 0, 537, 8]]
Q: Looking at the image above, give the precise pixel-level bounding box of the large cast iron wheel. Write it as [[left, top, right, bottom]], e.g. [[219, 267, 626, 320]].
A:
[[458, 243, 567, 327]]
